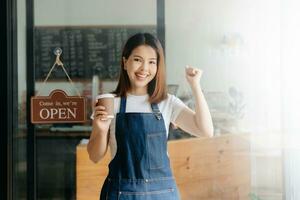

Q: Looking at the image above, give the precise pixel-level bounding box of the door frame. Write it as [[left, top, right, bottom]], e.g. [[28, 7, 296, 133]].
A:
[[0, 0, 17, 199]]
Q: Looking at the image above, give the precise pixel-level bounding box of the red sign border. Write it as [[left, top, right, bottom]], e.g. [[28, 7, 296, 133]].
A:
[[31, 89, 87, 124]]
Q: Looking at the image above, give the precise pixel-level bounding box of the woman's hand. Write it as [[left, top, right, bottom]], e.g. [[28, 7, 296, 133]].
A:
[[92, 100, 112, 133], [185, 65, 203, 88]]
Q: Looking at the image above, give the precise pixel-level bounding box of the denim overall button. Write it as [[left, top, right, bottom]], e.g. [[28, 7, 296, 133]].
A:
[[155, 113, 162, 120], [145, 179, 149, 182]]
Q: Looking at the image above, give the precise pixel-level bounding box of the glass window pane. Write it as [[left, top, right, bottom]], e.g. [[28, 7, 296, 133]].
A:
[[14, 0, 28, 199], [33, 0, 157, 199]]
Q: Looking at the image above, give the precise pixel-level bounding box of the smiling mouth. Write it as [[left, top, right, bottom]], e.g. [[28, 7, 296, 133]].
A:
[[135, 73, 149, 79]]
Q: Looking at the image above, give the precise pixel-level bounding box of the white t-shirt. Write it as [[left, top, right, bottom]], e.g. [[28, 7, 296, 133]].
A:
[[91, 93, 188, 159]]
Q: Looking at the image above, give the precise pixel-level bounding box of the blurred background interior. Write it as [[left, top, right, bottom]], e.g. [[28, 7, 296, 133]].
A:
[[13, 0, 300, 199]]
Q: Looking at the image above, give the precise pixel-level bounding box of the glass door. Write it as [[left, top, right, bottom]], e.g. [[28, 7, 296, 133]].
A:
[[32, 0, 158, 199]]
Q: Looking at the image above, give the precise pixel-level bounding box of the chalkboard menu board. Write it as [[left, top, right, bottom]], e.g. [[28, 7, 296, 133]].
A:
[[34, 26, 156, 80]]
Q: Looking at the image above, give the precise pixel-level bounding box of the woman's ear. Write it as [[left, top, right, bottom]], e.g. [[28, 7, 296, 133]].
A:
[[123, 57, 127, 70]]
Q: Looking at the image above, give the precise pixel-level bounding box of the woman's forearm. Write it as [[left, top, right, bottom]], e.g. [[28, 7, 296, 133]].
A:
[[191, 84, 214, 137], [87, 123, 109, 163]]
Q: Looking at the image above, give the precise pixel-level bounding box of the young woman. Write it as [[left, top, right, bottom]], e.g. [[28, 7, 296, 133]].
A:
[[88, 33, 214, 200]]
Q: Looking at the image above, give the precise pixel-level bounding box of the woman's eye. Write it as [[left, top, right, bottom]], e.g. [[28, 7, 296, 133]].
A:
[[150, 61, 157, 65], [134, 58, 142, 62]]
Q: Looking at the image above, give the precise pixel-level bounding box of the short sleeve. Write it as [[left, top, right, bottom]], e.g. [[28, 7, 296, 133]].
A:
[[170, 94, 189, 124]]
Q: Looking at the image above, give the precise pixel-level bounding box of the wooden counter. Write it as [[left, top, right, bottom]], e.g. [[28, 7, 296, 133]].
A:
[[76, 134, 250, 200]]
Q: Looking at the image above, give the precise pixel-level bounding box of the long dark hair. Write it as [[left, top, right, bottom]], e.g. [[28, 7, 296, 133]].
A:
[[113, 33, 167, 103]]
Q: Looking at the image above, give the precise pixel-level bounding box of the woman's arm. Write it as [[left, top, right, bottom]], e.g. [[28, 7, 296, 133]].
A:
[[87, 122, 110, 163], [174, 66, 214, 137], [87, 104, 112, 163]]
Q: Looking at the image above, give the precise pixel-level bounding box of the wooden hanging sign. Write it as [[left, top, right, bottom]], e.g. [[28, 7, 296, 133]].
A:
[[31, 89, 86, 124]]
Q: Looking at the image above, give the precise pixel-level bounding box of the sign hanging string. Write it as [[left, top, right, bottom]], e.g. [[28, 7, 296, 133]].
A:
[[35, 48, 81, 97]]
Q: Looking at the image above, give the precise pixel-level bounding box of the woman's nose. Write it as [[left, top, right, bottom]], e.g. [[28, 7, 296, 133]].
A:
[[140, 61, 149, 71]]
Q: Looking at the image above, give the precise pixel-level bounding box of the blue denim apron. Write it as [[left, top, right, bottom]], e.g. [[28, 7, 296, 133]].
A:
[[100, 96, 180, 200]]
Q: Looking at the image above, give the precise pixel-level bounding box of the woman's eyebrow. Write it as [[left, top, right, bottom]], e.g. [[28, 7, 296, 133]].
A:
[[132, 55, 157, 60], [133, 55, 141, 57]]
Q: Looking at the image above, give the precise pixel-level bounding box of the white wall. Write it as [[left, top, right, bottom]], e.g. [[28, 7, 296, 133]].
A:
[[165, 0, 281, 134], [165, 0, 282, 196], [282, 0, 300, 198], [34, 0, 156, 26]]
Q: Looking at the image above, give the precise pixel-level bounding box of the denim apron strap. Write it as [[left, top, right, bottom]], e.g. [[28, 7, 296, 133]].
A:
[[119, 97, 126, 113], [150, 103, 162, 120]]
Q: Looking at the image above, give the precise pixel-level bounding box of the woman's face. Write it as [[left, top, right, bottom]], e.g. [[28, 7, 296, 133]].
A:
[[123, 45, 158, 94]]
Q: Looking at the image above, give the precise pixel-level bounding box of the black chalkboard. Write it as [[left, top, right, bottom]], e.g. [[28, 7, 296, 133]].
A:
[[34, 26, 156, 80]]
